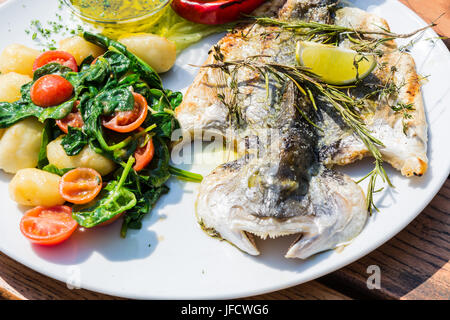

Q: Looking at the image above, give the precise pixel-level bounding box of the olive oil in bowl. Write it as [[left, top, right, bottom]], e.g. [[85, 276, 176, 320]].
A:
[[64, 0, 170, 38]]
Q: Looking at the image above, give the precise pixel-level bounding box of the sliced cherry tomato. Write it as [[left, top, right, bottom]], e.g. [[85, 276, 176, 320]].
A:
[[33, 50, 78, 72], [20, 206, 77, 246], [59, 168, 103, 204], [56, 101, 84, 133], [133, 134, 155, 171], [102, 92, 148, 133], [171, 0, 265, 25], [30, 74, 73, 107]]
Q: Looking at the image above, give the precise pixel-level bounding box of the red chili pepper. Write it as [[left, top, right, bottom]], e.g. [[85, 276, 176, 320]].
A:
[[171, 0, 265, 25]]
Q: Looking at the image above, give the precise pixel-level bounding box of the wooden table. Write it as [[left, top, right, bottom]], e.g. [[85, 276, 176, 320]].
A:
[[0, 0, 449, 300]]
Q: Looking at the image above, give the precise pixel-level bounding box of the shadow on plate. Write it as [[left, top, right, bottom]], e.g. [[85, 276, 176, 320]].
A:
[[30, 208, 169, 265]]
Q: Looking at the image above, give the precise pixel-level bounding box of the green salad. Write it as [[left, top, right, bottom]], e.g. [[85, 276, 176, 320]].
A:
[[0, 32, 201, 240]]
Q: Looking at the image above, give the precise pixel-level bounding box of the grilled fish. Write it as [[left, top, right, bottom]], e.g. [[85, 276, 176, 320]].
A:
[[175, 0, 427, 258]]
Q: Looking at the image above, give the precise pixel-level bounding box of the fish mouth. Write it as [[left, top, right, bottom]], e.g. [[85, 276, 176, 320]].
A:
[[195, 165, 368, 259]]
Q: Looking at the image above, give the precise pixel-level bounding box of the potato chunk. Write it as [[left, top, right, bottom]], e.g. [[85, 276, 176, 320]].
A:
[[0, 44, 40, 77], [0, 118, 44, 174], [9, 168, 65, 206], [47, 136, 115, 176], [0, 72, 32, 102], [119, 33, 176, 73], [59, 36, 105, 65]]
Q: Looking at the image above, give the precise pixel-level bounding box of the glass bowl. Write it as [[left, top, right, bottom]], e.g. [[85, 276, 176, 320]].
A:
[[62, 0, 170, 37]]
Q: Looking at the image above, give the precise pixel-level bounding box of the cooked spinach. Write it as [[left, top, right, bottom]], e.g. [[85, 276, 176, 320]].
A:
[[120, 185, 169, 237], [0, 97, 75, 128], [61, 127, 88, 156], [0, 32, 202, 238], [102, 50, 131, 78], [42, 164, 73, 176], [37, 120, 52, 169], [33, 62, 73, 81], [169, 166, 203, 183], [82, 31, 163, 90], [138, 137, 171, 188], [79, 55, 95, 71], [72, 156, 137, 228]]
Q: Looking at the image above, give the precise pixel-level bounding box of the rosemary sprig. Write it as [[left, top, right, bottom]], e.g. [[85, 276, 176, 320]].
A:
[[253, 16, 435, 50]]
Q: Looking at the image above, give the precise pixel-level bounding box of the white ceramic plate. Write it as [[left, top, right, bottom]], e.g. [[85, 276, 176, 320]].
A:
[[0, 0, 449, 300]]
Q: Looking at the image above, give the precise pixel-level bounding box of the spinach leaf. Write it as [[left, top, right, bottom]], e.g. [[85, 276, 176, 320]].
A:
[[138, 137, 171, 187], [117, 75, 155, 103], [168, 166, 203, 183], [165, 90, 183, 110], [38, 98, 77, 122], [0, 97, 75, 128], [42, 164, 73, 176], [143, 89, 181, 138], [33, 63, 73, 81], [20, 82, 33, 101], [146, 112, 179, 139], [118, 73, 140, 87], [146, 89, 168, 112], [96, 87, 134, 114], [37, 120, 52, 169], [147, 89, 182, 112], [72, 156, 137, 228], [80, 86, 135, 155], [78, 58, 110, 86], [83, 31, 163, 90], [61, 127, 88, 156], [120, 185, 169, 237], [103, 50, 131, 79], [79, 55, 95, 72]]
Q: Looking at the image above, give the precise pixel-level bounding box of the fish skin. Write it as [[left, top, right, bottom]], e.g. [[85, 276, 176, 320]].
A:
[[177, 0, 368, 259]]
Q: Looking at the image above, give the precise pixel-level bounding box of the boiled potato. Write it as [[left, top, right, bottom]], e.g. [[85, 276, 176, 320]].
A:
[[59, 36, 105, 65], [119, 33, 176, 73], [0, 118, 44, 174], [0, 44, 40, 77], [47, 136, 115, 176], [0, 72, 32, 102], [9, 168, 64, 206]]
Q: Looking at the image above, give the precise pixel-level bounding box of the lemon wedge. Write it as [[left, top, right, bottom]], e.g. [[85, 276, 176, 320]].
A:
[[296, 41, 376, 85]]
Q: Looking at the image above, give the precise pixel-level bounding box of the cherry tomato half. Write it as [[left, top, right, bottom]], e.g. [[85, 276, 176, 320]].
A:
[[171, 0, 265, 25], [133, 135, 155, 172], [102, 92, 148, 133], [33, 50, 78, 72], [20, 206, 78, 246], [30, 74, 74, 107], [56, 101, 84, 133], [59, 168, 103, 205]]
